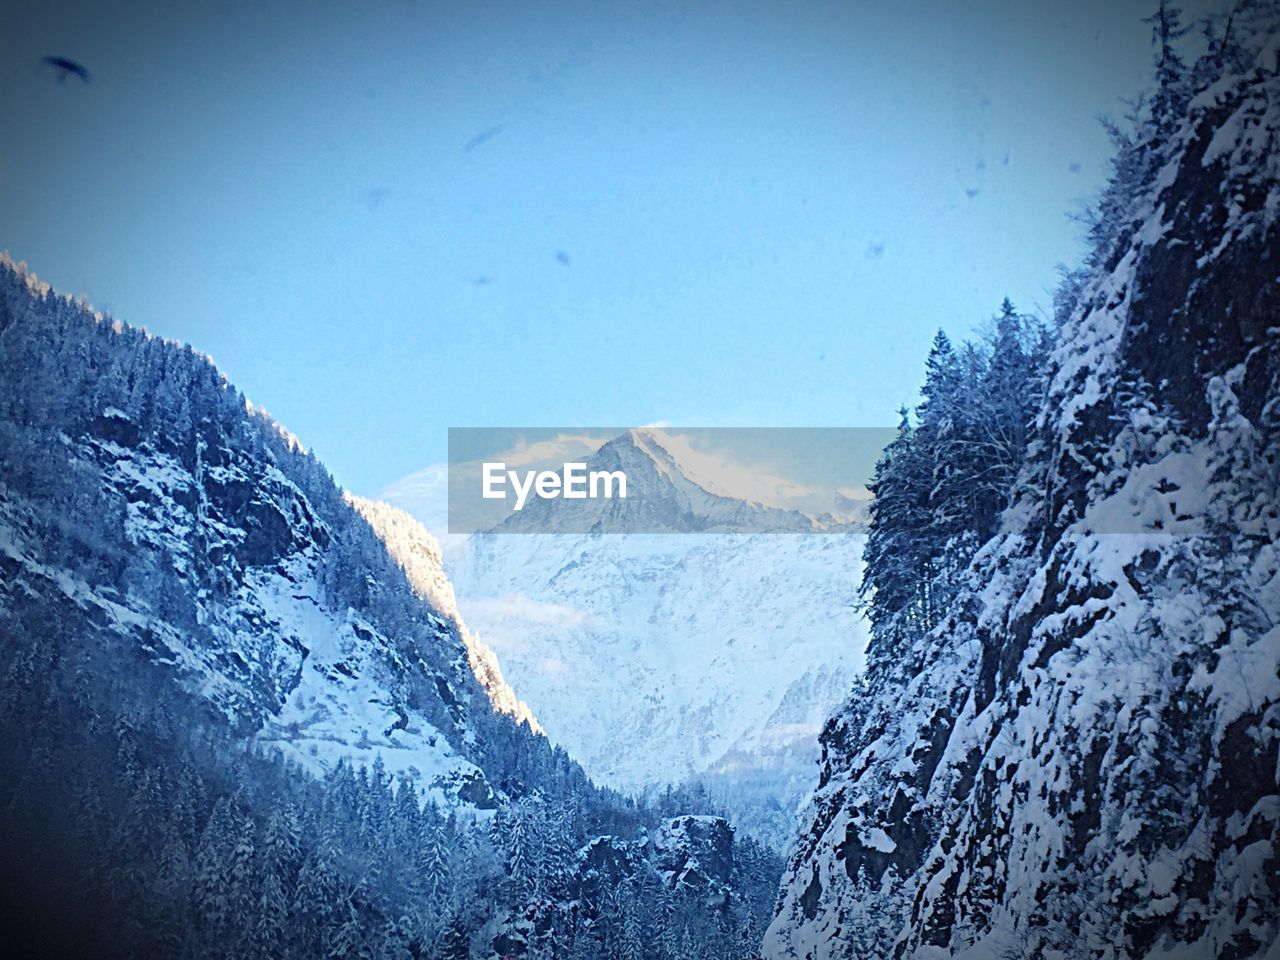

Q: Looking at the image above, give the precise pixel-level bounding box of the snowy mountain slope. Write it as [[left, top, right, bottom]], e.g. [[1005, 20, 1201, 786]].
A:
[[386, 428, 870, 847], [766, 27, 1280, 960], [0, 259, 790, 960], [347, 495, 539, 733], [0, 258, 536, 809]]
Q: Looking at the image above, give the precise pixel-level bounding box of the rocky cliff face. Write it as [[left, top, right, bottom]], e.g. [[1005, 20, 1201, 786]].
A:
[[0, 258, 534, 808], [766, 27, 1280, 960]]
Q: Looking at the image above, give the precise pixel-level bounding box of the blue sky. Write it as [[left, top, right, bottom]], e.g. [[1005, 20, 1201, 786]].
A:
[[0, 0, 1203, 495]]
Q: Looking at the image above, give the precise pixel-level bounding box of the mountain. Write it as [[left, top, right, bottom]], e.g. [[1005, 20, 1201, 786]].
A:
[[766, 22, 1280, 960], [0, 262, 537, 809], [491, 429, 856, 534], [0, 258, 782, 958], [386, 427, 870, 848]]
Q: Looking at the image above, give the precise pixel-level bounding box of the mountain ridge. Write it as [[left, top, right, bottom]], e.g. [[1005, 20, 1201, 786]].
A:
[[490, 427, 859, 534], [0, 255, 540, 808], [0, 254, 787, 959], [765, 23, 1280, 960]]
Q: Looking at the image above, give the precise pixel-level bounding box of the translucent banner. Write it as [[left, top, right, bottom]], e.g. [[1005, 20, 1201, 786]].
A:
[[446, 427, 893, 534]]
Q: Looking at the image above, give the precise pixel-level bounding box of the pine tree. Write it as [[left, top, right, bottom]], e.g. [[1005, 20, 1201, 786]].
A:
[[975, 299, 1040, 535], [616, 882, 644, 960], [376, 915, 415, 960], [501, 797, 545, 900], [327, 900, 371, 960], [915, 328, 971, 622], [435, 915, 472, 960], [260, 803, 301, 903], [540, 801, 576, 900], [255, 871, 290, 960], [660, 886, 681, 960], [1143, 0, 1192, 139], [679, 925, 699, 960], [224, 799, 259, 956], [736, 906, 760, 960], [294, 826, 343, 958], [860, 407, 930, 651], [192, 797, 237, 945], [862, 306, 1048, 658], [412, 802, 454, 943]]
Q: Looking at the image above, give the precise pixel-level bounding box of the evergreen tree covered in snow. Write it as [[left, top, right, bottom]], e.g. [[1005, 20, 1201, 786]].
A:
[[859, 303, 1048, 665]]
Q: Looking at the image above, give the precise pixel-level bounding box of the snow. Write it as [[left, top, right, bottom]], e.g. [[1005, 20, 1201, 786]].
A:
[[447, 530, 866, 847], [385, 432, 870, 848], [859, 826, 897, 854], [347, 494, 540, 733], [765, 33, 1280, 960], [0, 279, 551, 819]]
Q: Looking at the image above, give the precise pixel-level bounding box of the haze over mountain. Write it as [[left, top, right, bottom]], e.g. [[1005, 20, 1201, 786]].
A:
[[383, 427, 870, 847]]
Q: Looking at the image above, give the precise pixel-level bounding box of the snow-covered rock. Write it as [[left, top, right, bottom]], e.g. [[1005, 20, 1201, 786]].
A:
[[654, 815, 737, 893], [766, 29, 1280, 960]]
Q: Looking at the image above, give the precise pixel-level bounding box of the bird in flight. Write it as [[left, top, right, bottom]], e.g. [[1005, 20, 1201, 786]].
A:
[[42, 56, 90, 84]]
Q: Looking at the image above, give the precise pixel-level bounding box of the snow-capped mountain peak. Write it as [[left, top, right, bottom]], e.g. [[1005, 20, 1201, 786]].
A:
[[493, 428, 837, 534]]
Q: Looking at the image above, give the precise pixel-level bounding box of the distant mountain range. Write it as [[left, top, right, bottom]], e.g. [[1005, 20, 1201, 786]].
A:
[[384, 427, 870, 847], [490, 429, 866, 534]]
